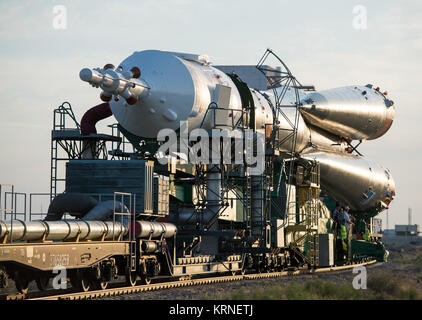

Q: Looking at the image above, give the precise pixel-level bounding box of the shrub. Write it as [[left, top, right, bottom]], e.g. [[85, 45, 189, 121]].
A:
[[368, 272, 419, 299]]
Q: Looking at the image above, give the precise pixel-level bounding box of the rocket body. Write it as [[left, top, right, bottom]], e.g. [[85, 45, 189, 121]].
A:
[[108, 50, 243, 138], [301, 151, 395, 212], [79, 50, 396, 215]]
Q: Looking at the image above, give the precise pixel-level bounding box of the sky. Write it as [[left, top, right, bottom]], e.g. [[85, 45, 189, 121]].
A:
[[0, 0, 421, 228]]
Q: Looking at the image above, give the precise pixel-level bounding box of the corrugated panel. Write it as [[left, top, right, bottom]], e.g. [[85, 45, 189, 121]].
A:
[[65, 160, 153, 214], [153, 175, 169, 216]]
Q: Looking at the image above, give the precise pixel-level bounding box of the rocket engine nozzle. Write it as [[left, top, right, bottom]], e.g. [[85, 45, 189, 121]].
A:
[[79, 64, 149, 105]]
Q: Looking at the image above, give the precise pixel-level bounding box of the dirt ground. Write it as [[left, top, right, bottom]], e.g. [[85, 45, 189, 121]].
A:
[[102, 241, 422, 300]]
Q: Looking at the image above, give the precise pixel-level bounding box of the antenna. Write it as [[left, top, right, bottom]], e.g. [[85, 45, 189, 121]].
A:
[[408, 207, 412, 225]]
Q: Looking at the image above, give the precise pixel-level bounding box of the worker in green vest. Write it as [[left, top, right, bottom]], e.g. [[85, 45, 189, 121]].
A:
[[335, 211, 348, 262], [363, 227, 370, 241], [340, 224, 348, 252]]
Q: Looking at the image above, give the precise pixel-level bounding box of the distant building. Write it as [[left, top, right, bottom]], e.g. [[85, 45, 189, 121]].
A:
[[394, 224, 421, 236], [382, 229, 395, 235], [382, 224, 422, 245]]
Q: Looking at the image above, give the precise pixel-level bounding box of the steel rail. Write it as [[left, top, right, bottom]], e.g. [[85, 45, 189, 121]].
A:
[[11, 259, 379, 301]]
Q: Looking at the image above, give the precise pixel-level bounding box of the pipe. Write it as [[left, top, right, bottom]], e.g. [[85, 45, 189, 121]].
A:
[[82, 200, 130, 227], [44, 193, 98, 221], [175, 208, 216, 225], [0, 220, 127, 242], [133, 220, 177, 238], [80, 102, 112, 135], [175, 165, 221, 227], [141, 241, 159, 253], [80, 102, 113, 159]]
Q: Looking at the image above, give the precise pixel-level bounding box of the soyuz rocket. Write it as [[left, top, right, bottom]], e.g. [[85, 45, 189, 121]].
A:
[[80, 50, 396, 217]]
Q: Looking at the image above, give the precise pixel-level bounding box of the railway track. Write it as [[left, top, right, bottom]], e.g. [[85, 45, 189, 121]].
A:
[[0, 260, 378, 301]]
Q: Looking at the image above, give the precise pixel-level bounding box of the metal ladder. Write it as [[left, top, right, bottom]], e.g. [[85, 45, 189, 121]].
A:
[[284, 163, 321, 267], [243, 175, 252, 236], [50, 138, 58, 203], [301, 165, 320, 267], [303, 193, 319, 266], [308, 234, 319, 266], [50, 102, 80, 202]]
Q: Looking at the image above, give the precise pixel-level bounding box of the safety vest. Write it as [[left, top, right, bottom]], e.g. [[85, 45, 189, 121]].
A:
[[363, 229, 370, 241], [340, 225, 348, 251], [340, 225, 347, 240]]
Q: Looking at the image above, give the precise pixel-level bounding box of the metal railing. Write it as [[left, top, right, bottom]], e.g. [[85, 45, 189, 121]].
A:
[[0, 184, 14, 220], [0, 189, 140, 223], [108, 123, 134, 158], [1, 189, 70, 222], [28, 193, 50, 220], [113, 192, 136, 271], [4, 192, 26, 221]]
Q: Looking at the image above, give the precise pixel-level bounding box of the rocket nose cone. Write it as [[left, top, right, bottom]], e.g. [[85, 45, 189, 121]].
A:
[[367, 103, 395, 140]]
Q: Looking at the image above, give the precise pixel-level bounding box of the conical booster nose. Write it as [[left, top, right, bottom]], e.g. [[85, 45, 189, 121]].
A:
[[298, 85, 395, 141]]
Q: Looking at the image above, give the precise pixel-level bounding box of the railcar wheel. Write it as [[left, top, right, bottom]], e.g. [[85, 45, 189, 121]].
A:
[[256, 266, 264, 274], [91, 264, 109, 290], [92, 280, 109, 290], [125, 270, 137, 287], [100, 281, 109, 289], [36, 277, 50, 291], [70, 269, 91, 292], [0, 266, 8, 289], [142, 276, 151, 285], [15, 273, 30, 295]]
